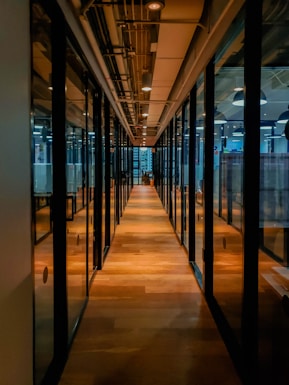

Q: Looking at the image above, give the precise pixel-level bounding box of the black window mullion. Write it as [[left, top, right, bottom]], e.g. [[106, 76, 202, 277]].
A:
[[189, 85, 197, 264], [203, 58, 214, 297], [94, 86, 103, 270], [51, 1, 68, 376], [242, 0, 262, 382]]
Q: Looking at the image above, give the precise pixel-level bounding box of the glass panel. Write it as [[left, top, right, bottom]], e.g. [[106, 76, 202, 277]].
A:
[[110, 110, 116, 240], [133, 147, 140, 184], [102, 95, 106, 254], [175, 113, 182, 239], [183, 103, 190, 249], [213, 14, 244, 345], [195, 73, 205, 280], [120, 128, 128, 211], [163, 131, 168, 212], [87, 85, 95, 279], [258, 2, 289, 381], [31, 3, 54, 384], [65, 42, 87, 339], [167, 129, 171, 214], [33, 119, 53, 243], [171, 119, 176, 228]]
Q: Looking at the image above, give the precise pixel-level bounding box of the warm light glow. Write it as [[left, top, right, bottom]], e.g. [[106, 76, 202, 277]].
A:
[[142, 85, 152, 92], [148, 3, 161, 10], [144, 0, 165, 11], [232, 90, 267, 106], [142, 72, 152, 92]]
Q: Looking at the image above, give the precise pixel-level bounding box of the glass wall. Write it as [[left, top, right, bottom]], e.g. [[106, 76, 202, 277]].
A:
[[162, 130, 168, 212], [101, 94, 106, 256], [120, 127, 125, 216], [175, 111, 183, 241], [258, 2, 289, 383], [194, 74, 205, 280], [31, 1, 135, 382], [212, 12, 244, 345], [31, 4, 54, 384], [65, 40, 89, 340], [206, 3, 289, 381], [110, 110, 116, 242], [120, 129, 130, 213], [183, 102, 190, 250], [87, 108, 95, 279]]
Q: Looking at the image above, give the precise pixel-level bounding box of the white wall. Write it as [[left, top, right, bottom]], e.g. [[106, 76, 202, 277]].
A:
[[0, 1, 33, 384]]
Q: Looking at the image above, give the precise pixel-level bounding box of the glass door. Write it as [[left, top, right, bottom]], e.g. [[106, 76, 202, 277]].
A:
[[31, 4, 54, 384]]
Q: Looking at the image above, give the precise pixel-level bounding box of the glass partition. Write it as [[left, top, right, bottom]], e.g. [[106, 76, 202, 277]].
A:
[[194, 73, 205, 281], [175, 112, 182, 240], [120, 128, 128, 213], [101, 94, 106, 255], [171, 119, 176, 227], [258, 2, 289, 380], [87, 109, 95, 279], [31, 3, 54, 384], [33, 117, 53, 243], [65, 41, 88, 340], [163, 130, 168, 212], [183, 102, 190, 250], [110, 111, 116, 241], [213, 13, 244, 344], [207, 3, 289, 380]]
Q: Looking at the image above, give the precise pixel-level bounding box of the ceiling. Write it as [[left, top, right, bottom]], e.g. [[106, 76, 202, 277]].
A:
[[78, 0, 206, 146], [33, 0, 289, 147]]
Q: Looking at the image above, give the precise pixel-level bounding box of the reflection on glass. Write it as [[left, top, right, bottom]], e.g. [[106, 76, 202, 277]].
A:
[[32, 3, 54, 384], [110, 109, 116, 241], [88, 127, 95, 278], [65, 42, 88, 340], [175, 113, 182, 240], [183, 102, 190, 250], [194, 74, 205, 281], [213, 19, 244, 344], [33, 118, 53, 243], [258, 5, 289, 372], [162, 132, 168, 212]]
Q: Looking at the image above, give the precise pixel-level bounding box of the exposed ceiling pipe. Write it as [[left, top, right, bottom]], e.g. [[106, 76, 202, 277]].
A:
[[57, 0, 136, 143], [80, 0, 95, 15], [103, 1, 137, 124]]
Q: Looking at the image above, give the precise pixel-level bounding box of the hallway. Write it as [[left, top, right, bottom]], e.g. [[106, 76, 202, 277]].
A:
[[58, 185, 242, 385]]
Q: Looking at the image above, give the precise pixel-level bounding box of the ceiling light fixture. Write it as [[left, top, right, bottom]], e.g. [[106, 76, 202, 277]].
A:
[[144, 0, 165, 11], [141, 72, 152, 92], [48, 73, 53, 91], [232, 89, 267, 106], [234, 86, 243, 92], [142, 104, 149, 117], [277, 106, 289, 124], [232, 127, 244, 137], [234, 77, 243, 92], [214, 108, 227, 124], [260, 120, 274, 130]]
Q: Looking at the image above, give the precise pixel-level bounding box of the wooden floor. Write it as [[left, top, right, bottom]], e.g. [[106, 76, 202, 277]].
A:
[[58, 185, 242, 385]]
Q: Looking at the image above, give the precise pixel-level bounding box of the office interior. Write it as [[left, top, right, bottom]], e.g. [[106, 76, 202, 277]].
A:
[[2, 0, 289, 384]]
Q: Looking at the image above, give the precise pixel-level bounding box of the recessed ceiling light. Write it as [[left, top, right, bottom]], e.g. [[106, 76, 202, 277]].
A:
[[144, 0, 165, 11]]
